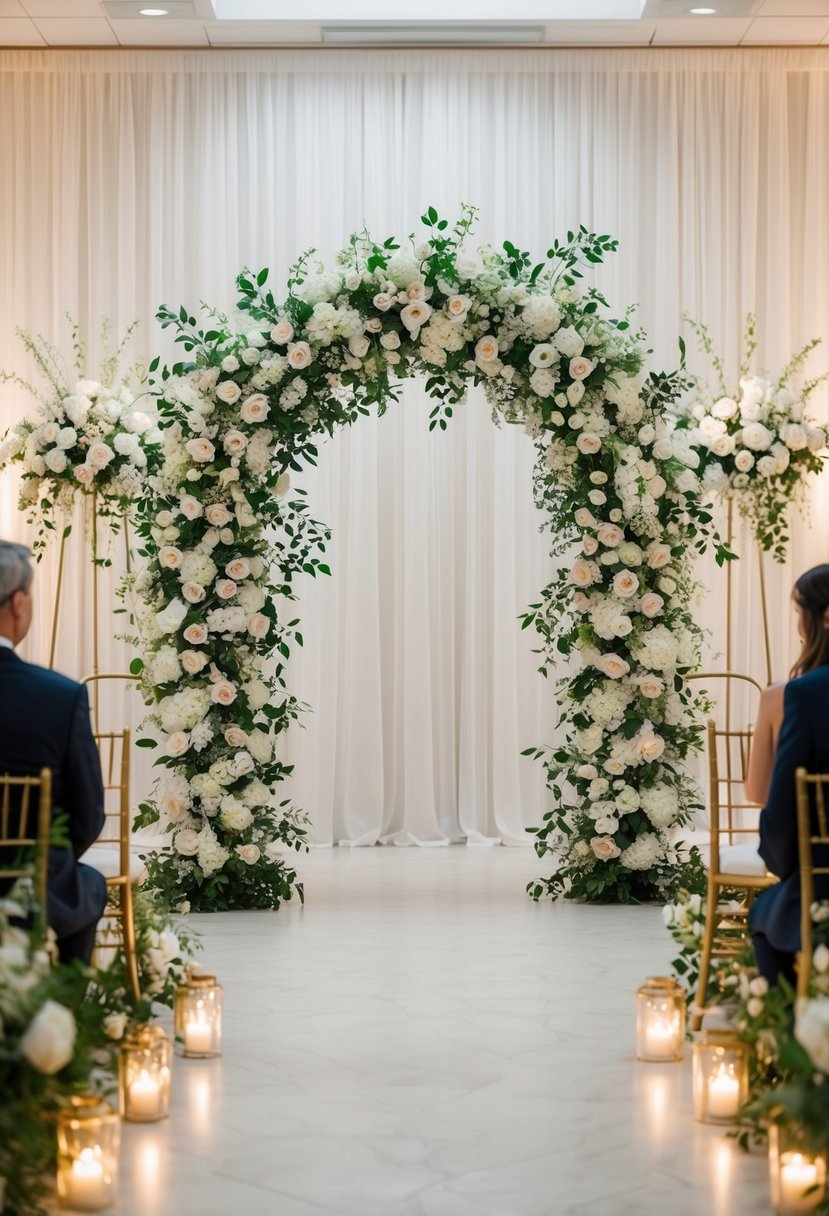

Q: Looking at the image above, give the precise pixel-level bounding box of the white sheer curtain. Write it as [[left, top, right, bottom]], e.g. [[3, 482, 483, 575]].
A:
[[1, 47, 828, 846]]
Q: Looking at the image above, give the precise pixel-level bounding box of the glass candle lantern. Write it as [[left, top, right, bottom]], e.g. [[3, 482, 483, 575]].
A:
[[692, 1030, 749, 1123], [56, 1095, 120, 1211], [769, 1123, 828, 1214], [174, 972, 223, 1058], [118, 1024, 172, 1122], [635, 976, 685, 1062]]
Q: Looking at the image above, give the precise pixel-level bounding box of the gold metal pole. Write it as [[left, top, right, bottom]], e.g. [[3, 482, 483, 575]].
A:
[[91, 489, 100, 733], [757, 541, 773, 686], [49, 523, 68, 670], [725, 499, 734, 737]]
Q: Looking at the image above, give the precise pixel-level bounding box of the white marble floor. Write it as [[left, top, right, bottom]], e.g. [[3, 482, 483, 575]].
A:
[[117, 848, 770, 1216]]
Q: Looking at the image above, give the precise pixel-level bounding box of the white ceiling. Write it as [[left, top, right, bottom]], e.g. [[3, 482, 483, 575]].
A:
[[1, 0, 829, 48]]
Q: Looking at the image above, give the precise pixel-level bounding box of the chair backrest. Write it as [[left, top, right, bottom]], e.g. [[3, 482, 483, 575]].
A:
[[92, 729, 131, 877], [689, 671, 764, 735], [706, 718, 763, 868], [0, 768, 52, 903], [796, 767, 829, 996], [81, 671, 137, 737]]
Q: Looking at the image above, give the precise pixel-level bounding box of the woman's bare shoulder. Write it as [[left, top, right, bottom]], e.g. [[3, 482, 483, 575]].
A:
[[759, 681, 786, 715]]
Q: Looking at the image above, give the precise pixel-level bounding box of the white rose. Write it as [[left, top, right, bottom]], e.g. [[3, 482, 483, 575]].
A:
[[211, 680, 237, 706], [216, 579, 237, 600], [553, 327, 584, 358], [445, 295, 470, 320], [224, 725, 249, 748], [216, 380, 242, 404], [271, 320, 294, 344], [235, 844, 261, 865], [181, 649, 210, 675], [245, 679, 270, 709], [240, 393, 270, 424], [175, 828, 200, 856], [223, 429, 248, 455], [166, 731, 190, 757], [570, 560, 598, 589], [646, 543, 672, 570], [103, 1012, 127, 1040], [597, 654, 630, 679], [734, 449, 754, 473], [475, 335, 499, 363], [400, 301, 433, 332], [618, 543, 643, 567], [186, 438, 216, 464], [576, 433, 602, 455], [813, 944, 829, 974], [56, 426, 77, 449], [780, 423, 808, 451], [348, 335, 370, 358], [807, 426, 826, 453], [247, 613, 270, 638], [373, 293, 393, 312], [182, 581, 206, 604], [712, 397, 738, 420], [155, 598, 188, 635], [87, 441, 115, 470], [634, 730, 665, 763], [20, 1001, 76, 1075], [582, 535, 599, 556], [637, 674, 664, 699], [183, 622, 208, 645], [639, 593, 665, 619], [591, 836, 622, 862], [597, 523, 623, 548], [287, 342, 312, 370], [221, 355, 240, 373], [575, 509, 598, 529], [613, 570, 639, 599], [158, 546, 183, 570], [569, 356, 594, 380], [179, 495, 203, 520], [795, 998, 829, 1073]]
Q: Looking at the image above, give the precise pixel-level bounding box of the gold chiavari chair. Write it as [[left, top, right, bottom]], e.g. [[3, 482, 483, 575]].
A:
[[89, 727, 141, 1001], [796, 768, 829, 999], [0, 769, 51, 905], [692, 714, 778, 1028]]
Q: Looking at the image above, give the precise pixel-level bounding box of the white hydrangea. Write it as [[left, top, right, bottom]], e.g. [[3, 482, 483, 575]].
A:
[[620, 831, 664, 871]]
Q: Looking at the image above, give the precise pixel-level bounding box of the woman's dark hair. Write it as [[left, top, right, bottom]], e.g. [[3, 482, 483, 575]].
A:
[[791, 564, 829, 679]]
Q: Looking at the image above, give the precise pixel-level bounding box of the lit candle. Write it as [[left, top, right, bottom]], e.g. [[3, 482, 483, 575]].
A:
[[779, 1153, 824, 1213], [66, 1147, 108, 1210], [184, 1009, 213, 1056], [127, 1069, 161, 1120], [706, 1064, 741, 1120], [644, 1016, 677, 1060]]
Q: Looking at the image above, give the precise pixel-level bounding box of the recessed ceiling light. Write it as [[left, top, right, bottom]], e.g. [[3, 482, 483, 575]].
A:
[[689, 6, 717, 12], [139, 7, 169, 14]]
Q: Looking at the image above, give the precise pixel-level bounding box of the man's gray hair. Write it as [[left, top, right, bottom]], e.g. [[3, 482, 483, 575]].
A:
[[0, 541, 33, 605]]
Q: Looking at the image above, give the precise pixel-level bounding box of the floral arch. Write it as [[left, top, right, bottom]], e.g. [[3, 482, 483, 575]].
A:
[[129, 206, 716, 913]]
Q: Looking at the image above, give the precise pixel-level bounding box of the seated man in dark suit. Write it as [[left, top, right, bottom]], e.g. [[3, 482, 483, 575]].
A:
[[0, 540, 107, 963], [750, 567, 829, 985]]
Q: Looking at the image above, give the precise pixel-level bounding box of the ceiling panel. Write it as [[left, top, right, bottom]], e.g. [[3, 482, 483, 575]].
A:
[[544, 19, 656, 43], [31, 15, 117, 42], [111, 16, 209, 43], [0, 15, 43, 40], [757, 0, 829, 14], [742, 15, 829, 40], [21, 0, 102, 15], [652, 17, 753, 42], [0, 1, 25, 15]]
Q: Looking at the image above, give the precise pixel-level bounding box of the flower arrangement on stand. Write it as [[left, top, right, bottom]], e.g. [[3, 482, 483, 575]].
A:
[[0, 321, 161, 557], [671, 316, 826, 564], [132, 205, 721, 909], [0, 882, 108, 1216]]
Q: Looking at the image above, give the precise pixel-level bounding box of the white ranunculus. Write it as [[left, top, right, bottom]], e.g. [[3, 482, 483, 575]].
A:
[[44, 447, 68, 474], [742, 421, 773, 452], [712, 396, 738, 420], [734, 449, 754, 473], [20, 1001, 76, 1075]]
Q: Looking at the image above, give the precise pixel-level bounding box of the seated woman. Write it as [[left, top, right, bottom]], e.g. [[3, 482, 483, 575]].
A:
[[749, 563, 829, 985]]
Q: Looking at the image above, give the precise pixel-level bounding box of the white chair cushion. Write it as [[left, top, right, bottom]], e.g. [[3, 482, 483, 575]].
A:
[[85, 847, 146, 882], [718, 842, 766, 877]]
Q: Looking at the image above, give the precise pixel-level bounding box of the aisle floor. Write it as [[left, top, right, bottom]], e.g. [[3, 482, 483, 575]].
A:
[[118, 847, 769, 1216]]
